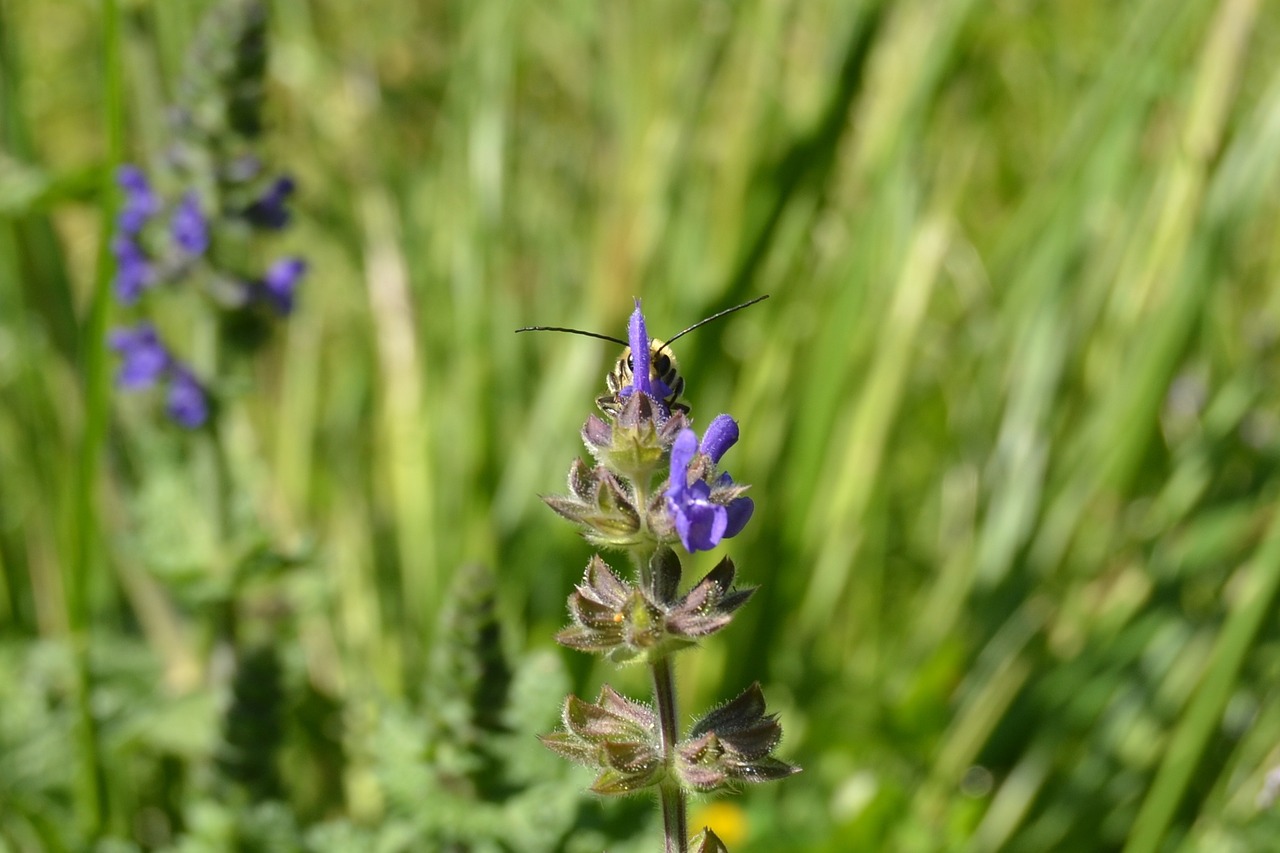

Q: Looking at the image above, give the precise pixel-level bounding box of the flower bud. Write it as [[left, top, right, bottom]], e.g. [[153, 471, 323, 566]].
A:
[[691, 827, 731, 853], [676, 683, 800, 792], [539, 685, 666, 796], [556, 552, 755, 664]]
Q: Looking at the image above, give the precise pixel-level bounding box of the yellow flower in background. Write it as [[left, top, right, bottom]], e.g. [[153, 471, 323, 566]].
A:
[[690, 801, 748, 848]]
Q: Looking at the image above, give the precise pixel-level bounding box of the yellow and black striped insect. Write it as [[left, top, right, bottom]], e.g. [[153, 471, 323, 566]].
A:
[[517, 295, 768, 416]]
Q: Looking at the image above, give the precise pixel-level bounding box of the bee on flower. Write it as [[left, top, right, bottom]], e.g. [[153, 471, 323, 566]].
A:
[[523, 297, 797, 852]]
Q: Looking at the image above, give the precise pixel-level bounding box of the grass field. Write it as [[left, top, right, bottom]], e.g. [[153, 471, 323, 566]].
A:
[[4, 0, 1280, 850]]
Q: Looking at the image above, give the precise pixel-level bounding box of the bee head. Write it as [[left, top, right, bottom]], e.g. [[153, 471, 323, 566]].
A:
[[516, 294, 767, 418], [621, 339, 677, 383]]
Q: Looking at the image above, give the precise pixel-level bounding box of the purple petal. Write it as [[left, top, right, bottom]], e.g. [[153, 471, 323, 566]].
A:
[[166, 367, 209, 428], [628, 299, 652, 397], [111, 235, 154, 304], [116, 165, 161, 234], [260, 256, 307, 315], [171, 192, 209, 256], [109, 324, 169, 388], [723, 497, 754, 539], [673, 492, 728, 552], [116, 164, 149, 192], [244, 175, 296, 229], [667, 429, 698, 498], [700, 415, 739, 463]]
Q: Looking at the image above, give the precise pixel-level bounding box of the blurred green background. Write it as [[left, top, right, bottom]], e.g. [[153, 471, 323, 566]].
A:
[[4, 0, 1280, 850]]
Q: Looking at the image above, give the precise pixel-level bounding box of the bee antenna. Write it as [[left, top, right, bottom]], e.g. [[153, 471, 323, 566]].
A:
[[514, 325, 628, 347], [659, 294, 770, 353]]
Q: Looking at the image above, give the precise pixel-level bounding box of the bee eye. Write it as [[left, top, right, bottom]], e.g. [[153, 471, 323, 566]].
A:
[[626, 354, 634, 370]]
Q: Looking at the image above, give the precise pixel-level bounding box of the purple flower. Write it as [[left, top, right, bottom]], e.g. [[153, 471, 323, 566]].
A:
[[619, 300, 672, 406], [259, 256, 307, 315], [108, 324, 209, 429], [166, 366, 209, 428], [629, 300, 654, 398], [109, 324, 170, 388], [111, 234, 155, 304], [116, 165, 161, 234], [699, 414, 739, 464], [244, 175, 295, 229], [171, 192, 210, 256], [666, 420, 754, 552]]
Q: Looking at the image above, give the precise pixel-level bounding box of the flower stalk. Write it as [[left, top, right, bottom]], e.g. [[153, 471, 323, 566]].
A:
[[106, 0, 308, 802], [107, 0, 306, 430], [537, 299, 797, 851], [652, 655, 687, 853]]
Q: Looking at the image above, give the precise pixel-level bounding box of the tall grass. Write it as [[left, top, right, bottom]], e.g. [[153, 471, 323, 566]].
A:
[[3, 0, 1280, 849]]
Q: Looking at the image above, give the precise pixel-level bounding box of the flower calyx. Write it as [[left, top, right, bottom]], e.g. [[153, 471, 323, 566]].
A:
[[586, 391, 688, 487], [675, 682, 800, 792], [543, 461, 642, 548], [546, 395, 689, 549], [691, 828, 731, 853], [665, 555, 756, 639], [555, 552, 756, 664], [539, 685, 664, 796]]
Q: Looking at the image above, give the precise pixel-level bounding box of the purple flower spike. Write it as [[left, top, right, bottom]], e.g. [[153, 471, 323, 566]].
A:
[[244, 175, 295, 230], [111, 235, 155, 304], [628, 299, 653, 398], [260, 256, 307, 315], [109, 324, 170, 389], [116, 165, 161, 234], [166, 366, 209, 428], [700, 415, 739, 463], [172, 192, 210, 256]]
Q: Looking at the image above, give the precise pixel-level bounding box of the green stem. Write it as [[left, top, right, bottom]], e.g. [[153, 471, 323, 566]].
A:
[[632, 482, 653, 587], [209, 417, 240, 649], [651, 654, 687, 853], [59, 0, 127, 836], [627, 465, 689, 852], [631, 530, 687, 853]]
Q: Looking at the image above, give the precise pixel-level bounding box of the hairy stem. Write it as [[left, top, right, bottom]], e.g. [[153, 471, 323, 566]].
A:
[[652, 654, 687, 853], [630, 528, 687, 852]]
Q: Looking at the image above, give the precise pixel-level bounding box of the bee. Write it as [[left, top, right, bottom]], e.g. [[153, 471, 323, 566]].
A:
[[517, 295, 768, 415]]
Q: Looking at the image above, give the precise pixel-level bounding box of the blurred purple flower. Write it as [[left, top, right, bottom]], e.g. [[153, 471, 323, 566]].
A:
[[109, 324, 170, 388], [116, 165, 161, 234], [108, 324, 209, 429], [111, 235, 155, 304], [244, 175, 295, 229], [259, 256, 307, 315], [171, 192, 210, 256], [166, 366, 209, 428]]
